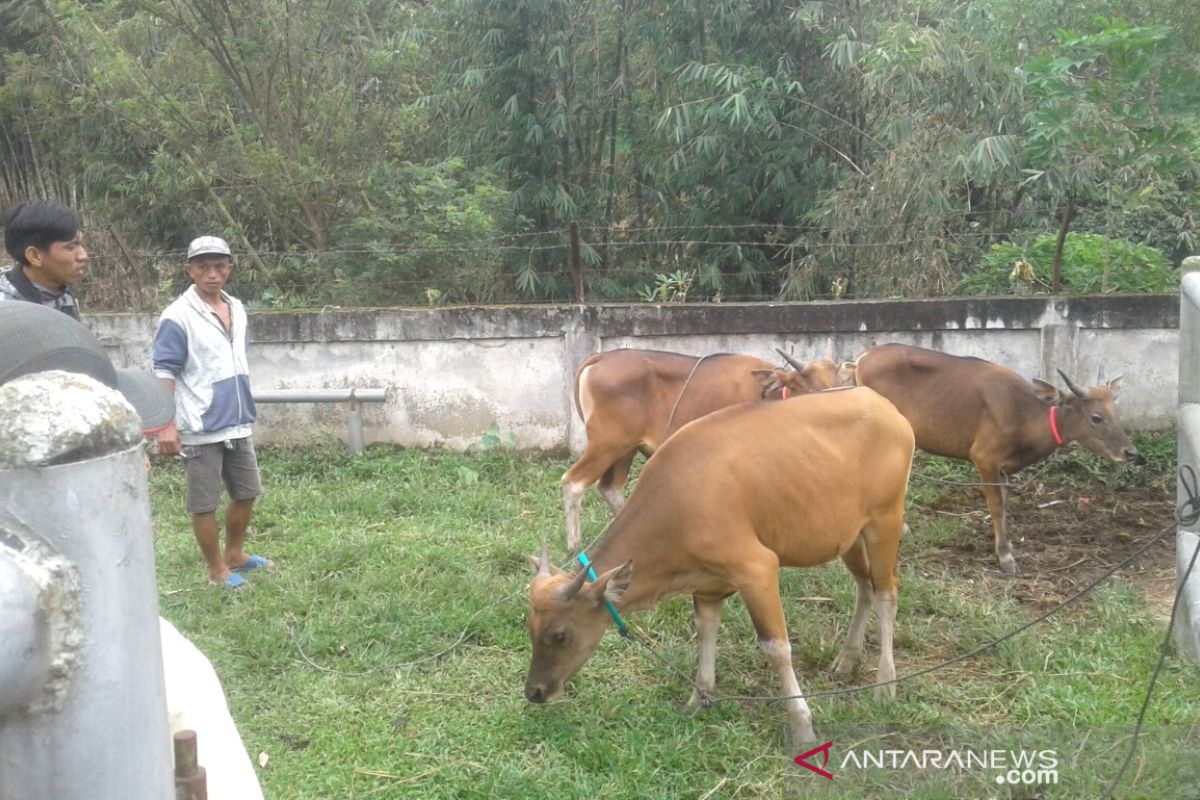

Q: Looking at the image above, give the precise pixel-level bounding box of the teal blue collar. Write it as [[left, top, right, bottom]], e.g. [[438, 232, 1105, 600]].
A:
[[577, 552, 630, 637]]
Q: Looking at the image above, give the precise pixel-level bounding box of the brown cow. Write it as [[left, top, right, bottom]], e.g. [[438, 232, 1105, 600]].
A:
[[528, 386, 915, 749], [561, 348, 844, 552], [852, 343, 1140, 575]]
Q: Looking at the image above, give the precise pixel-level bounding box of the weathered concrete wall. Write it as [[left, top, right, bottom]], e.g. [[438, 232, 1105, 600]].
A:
[[87, 294, 1178, 453]]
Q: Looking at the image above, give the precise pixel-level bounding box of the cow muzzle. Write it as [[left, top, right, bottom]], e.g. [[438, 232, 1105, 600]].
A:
[[1124, 449, 1145, 465], [525, 682, 561, 704]]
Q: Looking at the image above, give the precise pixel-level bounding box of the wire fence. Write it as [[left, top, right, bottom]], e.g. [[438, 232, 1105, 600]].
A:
[[69, 214, 1118, 312]]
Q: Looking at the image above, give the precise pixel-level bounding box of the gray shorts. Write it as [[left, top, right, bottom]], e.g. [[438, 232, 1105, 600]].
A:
[[181, 437, 263, 515]]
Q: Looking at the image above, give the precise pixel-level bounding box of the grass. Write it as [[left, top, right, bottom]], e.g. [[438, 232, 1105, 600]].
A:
[[149, 433, 1200, 799]]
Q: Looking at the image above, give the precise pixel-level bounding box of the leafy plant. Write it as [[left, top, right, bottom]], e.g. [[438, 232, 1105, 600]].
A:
[[956, 233, 1176, 295], [637, 269, 695, 303], [478, 422, 517, 451], [1020, 18, 1200, 289]]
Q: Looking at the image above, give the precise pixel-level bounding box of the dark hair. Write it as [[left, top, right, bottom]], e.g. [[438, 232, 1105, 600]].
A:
[[4, 202, 83, 266]]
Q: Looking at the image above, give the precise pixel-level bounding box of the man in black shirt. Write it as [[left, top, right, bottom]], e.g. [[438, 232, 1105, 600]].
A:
[[0, 201, 87, 319]]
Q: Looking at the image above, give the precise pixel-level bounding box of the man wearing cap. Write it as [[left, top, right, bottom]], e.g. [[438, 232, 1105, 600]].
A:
[[1, 201, 88, 319], [153, 236, 268, 590]]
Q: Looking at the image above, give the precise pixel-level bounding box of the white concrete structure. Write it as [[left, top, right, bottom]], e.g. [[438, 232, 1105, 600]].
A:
[[0, 374, 174, 800], [91, 294, 1178, 454], [1174, 259, 1200, 666]]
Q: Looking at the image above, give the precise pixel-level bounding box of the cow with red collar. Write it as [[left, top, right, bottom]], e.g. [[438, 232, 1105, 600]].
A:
[[848, 343, 1141, 576]]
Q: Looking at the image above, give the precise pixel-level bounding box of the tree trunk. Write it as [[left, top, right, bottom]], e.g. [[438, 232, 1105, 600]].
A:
[[1050, 199, 1075, 294]]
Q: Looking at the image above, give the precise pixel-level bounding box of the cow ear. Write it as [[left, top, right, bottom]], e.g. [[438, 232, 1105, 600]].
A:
[[750, 368, 776, 385], [1107, 375, 1124, 398], [591, 561, 633, 606], [1031, 379, 1063, 405]]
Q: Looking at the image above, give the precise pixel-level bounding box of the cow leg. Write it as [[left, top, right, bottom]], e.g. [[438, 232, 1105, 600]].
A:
[[830, 536, 873, 678], [862, 514, 903, 701], [597, 452, 635, 516], [560, 477, 588, 555], [561, 444, 630, 553], [974, 460, 1016, 576], [685, 594, 725, 712], [740, 570, 815, 748]]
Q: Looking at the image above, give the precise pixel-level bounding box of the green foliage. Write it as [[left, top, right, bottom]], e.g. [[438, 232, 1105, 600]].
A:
[[1020, 17, 1200, 267], [636, 269, 695, 303], [956, 232, 1177, 295], [2, 0, 1199, 307], [478, 422, 517, 451], [327, 159, 522, 306], [960, 230, 1176, 296]]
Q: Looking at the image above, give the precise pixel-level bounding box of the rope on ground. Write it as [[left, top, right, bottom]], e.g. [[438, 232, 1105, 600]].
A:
[[1099, 464, 1200, 799], [618, 465, 1196, 711], [287, 586, 526, 676]]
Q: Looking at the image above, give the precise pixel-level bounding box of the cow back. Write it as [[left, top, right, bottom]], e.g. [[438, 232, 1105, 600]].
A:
[[577, 349, 774, 453], [619, 387, 915, 570], [853, 343, 1031, 459]]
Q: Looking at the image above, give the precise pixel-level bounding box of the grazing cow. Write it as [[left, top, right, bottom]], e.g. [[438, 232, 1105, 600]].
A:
[[561, 348, 844, 553], [528, 387, 915, 749], [851, 343, 1140, 576]]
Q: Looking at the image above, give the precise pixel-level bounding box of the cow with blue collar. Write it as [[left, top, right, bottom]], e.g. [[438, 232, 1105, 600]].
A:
[[526, 385, 915, 750]]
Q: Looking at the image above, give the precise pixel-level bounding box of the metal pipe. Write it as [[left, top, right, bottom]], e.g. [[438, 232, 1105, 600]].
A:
[[253, 388, 386, 454], [253, 388, 387, 403], [0, 444, 174, 799], [347, 397, 364, 455]]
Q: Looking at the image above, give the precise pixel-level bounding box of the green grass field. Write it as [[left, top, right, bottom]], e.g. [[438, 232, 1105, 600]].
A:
[[150, 434, 1200, 799]]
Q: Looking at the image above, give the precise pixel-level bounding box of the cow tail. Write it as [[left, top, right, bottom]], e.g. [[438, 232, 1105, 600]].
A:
[[573, 353, 603, 421]]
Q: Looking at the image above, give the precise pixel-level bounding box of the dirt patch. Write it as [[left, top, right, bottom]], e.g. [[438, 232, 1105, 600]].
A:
[[913, 476, 1177, 618]]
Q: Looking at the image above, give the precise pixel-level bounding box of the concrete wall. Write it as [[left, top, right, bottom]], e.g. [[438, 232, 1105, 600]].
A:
[[87, 294, 1178, 454]]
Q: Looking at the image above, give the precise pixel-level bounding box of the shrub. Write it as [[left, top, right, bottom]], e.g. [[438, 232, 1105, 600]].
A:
[[956, 233, 1176, 296]]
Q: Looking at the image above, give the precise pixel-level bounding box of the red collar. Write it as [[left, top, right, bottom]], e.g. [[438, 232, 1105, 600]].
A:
[[1049, 405, 1064, 446]]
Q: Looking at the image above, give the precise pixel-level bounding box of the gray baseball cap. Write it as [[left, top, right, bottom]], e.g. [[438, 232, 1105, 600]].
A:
[[0, 302, 175, 433], [186, 235, 232, 260]]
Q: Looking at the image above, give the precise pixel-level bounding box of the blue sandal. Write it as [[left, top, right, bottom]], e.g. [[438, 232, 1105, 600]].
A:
[[212, 572, 248, 590], [233, 554, 272, 574]]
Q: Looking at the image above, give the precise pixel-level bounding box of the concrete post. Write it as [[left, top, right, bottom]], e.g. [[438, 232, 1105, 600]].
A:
[[1039, 318, 1078, 382], [562, 307, 601, 456], [1175, 262, 1200, 666], [0, 373, 174, 799], [348, 396, 364, 455]]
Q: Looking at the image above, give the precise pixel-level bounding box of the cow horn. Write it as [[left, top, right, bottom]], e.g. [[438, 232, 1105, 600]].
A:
[[1057, 369, 1087, 398], [556, 564, 590, 602], [1096, 363, 1106, 384], [776, 348, 805, 372], [537, 538, 552, 577]]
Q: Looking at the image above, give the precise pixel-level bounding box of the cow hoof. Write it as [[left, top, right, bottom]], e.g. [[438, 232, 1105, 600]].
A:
[[999, 557, 1019, 577], [874, 683, 897, 702], [829, 650, 860, 678], [682, 690, 715, 714], [787, 723, 817, 752]]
